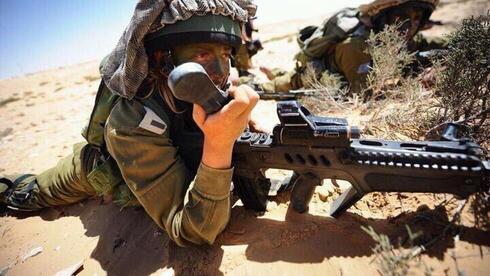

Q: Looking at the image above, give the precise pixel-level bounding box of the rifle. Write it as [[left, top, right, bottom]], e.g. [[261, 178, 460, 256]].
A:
[[257, 89, 316, 101], [168, 62, 490, 218]]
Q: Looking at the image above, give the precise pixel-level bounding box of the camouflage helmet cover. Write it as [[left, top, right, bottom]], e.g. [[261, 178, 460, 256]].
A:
[[100, 0, 255, 99], [359, 0, 439, 17]]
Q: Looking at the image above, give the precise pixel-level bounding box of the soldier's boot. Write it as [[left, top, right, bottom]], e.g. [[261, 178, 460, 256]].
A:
[[260, 70, 303, 93], [0, 175, 42, 211], [1, 143, 99, 212]]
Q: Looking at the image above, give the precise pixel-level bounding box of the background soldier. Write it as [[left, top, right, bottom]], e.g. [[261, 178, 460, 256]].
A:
[[259, 0, 446, 94], [233, 15, 264, 77]]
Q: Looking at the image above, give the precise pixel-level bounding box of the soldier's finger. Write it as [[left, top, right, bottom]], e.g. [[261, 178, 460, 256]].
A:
[[192, 104, 206, 127], [221, 87, 251, 119], [240, 85, 259, 115]]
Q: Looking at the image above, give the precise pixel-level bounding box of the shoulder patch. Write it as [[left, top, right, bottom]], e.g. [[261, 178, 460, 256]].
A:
[[138, 106, 167, 135]]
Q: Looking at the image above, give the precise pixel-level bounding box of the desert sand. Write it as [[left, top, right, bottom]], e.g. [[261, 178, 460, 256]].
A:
[[1, 0, 489, 275]]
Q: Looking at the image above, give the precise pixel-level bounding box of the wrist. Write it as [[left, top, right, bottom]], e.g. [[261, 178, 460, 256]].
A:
[[201, 138, 234, 169]]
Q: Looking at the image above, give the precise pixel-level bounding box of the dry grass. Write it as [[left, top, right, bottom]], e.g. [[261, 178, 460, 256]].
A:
[[293, 23, 440, 140], [292, 16, 489, 151], [297, 64, 351, 114], [0, 97, 20, 108], [83, 75, 100, 82]]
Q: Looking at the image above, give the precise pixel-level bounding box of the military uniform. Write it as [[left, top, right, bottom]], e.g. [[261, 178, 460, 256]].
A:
[[1, 0, 256, 246], [259, 0, 444, 94], [260, 35, 372, 94], [2, 82, 233, 246], [234, 43, 253, 75]]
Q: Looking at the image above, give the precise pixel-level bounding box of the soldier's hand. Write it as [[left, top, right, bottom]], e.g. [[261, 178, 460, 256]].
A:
[[193, 85, 259, 168]]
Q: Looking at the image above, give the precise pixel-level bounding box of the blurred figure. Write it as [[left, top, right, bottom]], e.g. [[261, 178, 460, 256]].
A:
[[233, 16, 263, 77]]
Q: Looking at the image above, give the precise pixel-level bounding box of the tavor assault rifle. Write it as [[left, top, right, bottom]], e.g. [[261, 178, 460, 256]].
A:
[[168, 62, 490, 218]]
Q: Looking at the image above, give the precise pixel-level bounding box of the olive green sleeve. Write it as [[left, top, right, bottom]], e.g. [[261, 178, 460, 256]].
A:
[[105, 99, 233, 246], [333, 37, 371, 94]]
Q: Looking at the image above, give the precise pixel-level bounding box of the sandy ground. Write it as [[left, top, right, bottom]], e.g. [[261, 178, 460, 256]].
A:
[[1, 1, 489, 275]]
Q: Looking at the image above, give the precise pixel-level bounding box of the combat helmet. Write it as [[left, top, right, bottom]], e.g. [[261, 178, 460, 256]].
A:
[[359, 0, 438, 33], [360, 0, 439, 18], [145, 1, 257, 53], [144, 14, 244, 53]]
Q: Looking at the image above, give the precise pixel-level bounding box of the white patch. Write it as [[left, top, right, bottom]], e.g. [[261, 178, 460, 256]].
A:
[[138, 106, 167, 135], [337, 17, 359, 32], [357, 62, 371, 74]]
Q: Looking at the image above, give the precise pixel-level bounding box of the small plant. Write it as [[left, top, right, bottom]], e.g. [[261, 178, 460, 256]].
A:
[[362, 225, 433, 276]]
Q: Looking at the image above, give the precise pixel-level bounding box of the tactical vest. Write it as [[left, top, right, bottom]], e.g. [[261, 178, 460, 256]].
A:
[[295, 8, 362, 67], [82, 80, 203, 206]]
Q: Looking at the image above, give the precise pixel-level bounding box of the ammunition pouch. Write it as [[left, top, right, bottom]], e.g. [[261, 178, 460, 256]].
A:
[[86, 154, 124, 196]]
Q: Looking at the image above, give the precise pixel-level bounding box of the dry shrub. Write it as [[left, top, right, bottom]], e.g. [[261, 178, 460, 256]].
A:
[[294, 24, 439, 140], [361, 15, 489, 147], [430, 13, 490, 151], [361, 24, 436, 139], [424, 13, 490, 236], [363, 88, 439, 140], [296, 16, 488, 147], [364, 23, 417, 100]]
